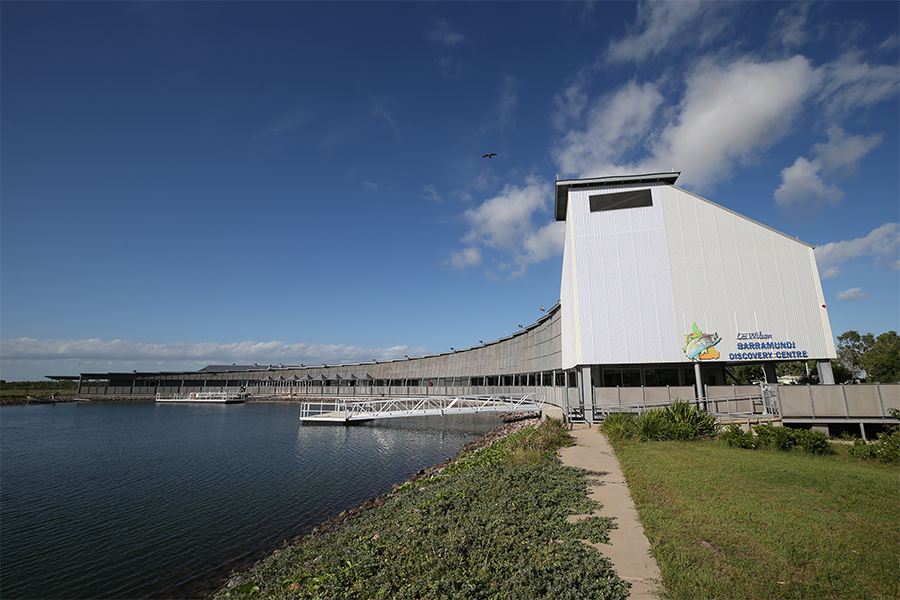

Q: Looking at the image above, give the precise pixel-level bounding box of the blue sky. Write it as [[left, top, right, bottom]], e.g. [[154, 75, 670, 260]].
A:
[[2, 1, 898, 381]]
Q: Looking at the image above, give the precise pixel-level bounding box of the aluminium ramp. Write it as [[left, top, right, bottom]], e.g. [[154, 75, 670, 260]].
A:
[[299, 394, 543, 423]]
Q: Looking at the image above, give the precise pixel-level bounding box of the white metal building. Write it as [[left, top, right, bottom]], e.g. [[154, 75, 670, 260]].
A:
[[556, 172, 838, 419]]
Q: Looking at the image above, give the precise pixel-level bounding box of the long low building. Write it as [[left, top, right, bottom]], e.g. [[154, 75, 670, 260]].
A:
[[51, 172, 898, 435]]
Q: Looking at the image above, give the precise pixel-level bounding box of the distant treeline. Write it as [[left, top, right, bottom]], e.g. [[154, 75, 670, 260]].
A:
[[1, 380, 78, 391]]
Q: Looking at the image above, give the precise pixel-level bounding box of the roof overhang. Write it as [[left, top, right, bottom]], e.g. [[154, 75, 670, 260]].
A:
[[555, 172, 681, 221]]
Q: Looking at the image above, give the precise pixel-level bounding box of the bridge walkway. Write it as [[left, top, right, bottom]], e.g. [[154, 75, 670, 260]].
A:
[[299, 394, 544, 423]]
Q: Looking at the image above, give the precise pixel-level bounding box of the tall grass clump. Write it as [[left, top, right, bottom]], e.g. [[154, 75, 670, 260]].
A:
[[600, 413, 637, 441], [506, 417, 574, 464], [599, 400, 718, 442]]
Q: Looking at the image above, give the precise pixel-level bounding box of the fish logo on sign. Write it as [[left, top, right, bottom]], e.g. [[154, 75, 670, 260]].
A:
[[683, 322, 721, 360]]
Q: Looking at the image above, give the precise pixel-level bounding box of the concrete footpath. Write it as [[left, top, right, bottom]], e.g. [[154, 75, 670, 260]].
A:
[[558, 424, 661, 600]]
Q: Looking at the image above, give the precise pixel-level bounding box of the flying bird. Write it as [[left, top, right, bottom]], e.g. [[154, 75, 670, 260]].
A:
[[482, 153, 497, 159]]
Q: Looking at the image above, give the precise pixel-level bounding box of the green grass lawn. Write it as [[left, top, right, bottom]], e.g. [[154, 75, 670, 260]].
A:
[[609, 438, 899, 600]]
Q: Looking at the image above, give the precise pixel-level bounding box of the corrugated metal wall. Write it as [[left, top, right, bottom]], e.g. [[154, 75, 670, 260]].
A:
[[559, 181, 836, 369], [562, 183, 679, 367], [661, 186, 836, 360]]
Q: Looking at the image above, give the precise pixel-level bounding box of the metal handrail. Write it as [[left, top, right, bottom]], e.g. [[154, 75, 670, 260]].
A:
[[300, 394, 544, 422], [593, 390, 780, 422]]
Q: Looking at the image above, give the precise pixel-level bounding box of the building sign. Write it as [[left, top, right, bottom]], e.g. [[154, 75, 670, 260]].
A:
[[683, 322, 721, 361], [729, 331, 808, 361]]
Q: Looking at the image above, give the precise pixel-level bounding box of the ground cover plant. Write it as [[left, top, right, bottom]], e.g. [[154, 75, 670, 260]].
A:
[[609, 438, 899, 600], [215, 419, 630, 600]]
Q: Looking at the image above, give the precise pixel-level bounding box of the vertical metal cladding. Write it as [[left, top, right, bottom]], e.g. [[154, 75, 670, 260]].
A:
[[660, 186, 836, 361], [562, 183, 678, 368], [559, 179, 835, 369]]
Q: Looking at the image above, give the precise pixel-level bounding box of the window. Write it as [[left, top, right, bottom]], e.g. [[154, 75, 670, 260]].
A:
[[621, 369, 642, 387], [644, 369, 680, 387], [589, 189, 652, 212]]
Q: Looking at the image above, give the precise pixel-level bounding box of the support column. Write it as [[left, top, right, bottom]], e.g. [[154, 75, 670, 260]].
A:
[[817, 360, 835, 385], [579, 366, 595, 424], [694, 362, 703, 403], [763, 362, 778, 384]]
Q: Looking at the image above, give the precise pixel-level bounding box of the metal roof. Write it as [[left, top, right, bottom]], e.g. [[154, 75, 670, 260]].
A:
[[555, 172, 681, 221]]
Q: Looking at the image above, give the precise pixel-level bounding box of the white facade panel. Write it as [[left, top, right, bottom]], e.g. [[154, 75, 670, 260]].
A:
[[560, 214, 580, 368], [563, 184, 679, 368], [560, 178, 836, 369], [660, 186, 836, 363]]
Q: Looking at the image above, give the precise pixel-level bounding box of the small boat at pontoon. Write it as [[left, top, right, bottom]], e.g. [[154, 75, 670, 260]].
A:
[[156, 391, 246, 403]]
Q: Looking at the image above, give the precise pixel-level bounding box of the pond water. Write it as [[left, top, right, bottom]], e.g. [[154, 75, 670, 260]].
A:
[[0, 401, 501, 599]]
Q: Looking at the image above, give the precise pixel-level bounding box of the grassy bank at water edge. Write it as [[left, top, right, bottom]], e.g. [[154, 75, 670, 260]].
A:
[[213, 419, 629, 600]]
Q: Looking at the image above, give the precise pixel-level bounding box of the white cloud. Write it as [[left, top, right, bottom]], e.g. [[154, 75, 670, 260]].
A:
[[516, 221, 566, 275], [554, 57, 821, 191], [605, 1, 728, 64], [551, 81, 590, 131], [812, 127, 883, 175], [553, 46, 897, 194], [484, 74, 518, 131], [461, 175, 549, 252], [769, 2, 812, 48], [259, 107, 312, 136], [422, 184, 443, 203], [814, 223, 900, 277], [774, 157, 845, 213], [453, 175, 562, 277], [553, 80, 664, 178], [656, 56, 820, 190], [369, 98, 397, 135], [427, 18, 465, 47], [0, 338, 425, 380], [837, 287, 867, 301], [447, 246, 482, 270], [878, 34, 900, 52], [775, 127, 883, 215], [434, 55, 467, 80], [817, 49, 899, 117]]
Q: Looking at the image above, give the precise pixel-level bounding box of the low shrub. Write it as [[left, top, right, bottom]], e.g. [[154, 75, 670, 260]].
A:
[[848, 438, 876, 460], [723, 424, 835, 456], [752, 423, 797, 451], [793, 428, 834, 455], [719, 423, 756, 449], [871, 430, 900, 463], [848, 429, 900, 464]]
